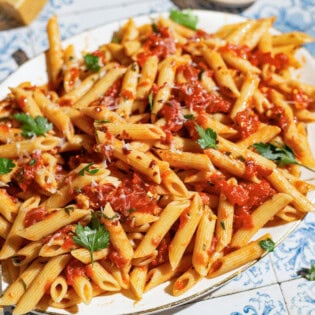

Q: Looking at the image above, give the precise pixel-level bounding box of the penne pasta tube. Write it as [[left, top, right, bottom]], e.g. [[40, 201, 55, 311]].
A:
[[230, 193, 293, 247], [172, 267, 201, 296], [169, 194, 203, 270], [10, 87, 42, 117], [208, 234, 272, 278], [87, 262, 121, 291], [12, 254, 71, 315], [46, 15, 63, 90], [50, 276, 68, 303], [133, 199, 190, 261], [17, 208, 90, 241], [33, 89, 74, 141], [130, 265, 148, 300], [74, 67, 126, 109], [202, 49, 239, 98], [0, 258, 44, 306], [0, 136, 61, 158]]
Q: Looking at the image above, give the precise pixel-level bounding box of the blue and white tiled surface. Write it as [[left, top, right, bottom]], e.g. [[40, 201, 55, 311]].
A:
[[0, 0, 315, 314]]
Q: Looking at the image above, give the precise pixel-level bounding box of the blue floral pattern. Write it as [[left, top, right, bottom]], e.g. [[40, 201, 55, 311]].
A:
[[230, 292, 287, 315], [271, 214, 315, 281], [289, 281, 315, 315]]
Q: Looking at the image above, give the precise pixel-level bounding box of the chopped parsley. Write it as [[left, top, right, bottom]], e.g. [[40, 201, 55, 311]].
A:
[[72, 212, 110, 264], [95, 119, 110, 124], [184, 114, 195, 120], [0, 158, 15, 175], [259, 238, 275, 252], [220, 221, 226, 230], [148, 91, 154, 110], [111, 31, 121, 43], [78, 163, 99, 176], [195, 124, 217, 149], [297, 263, 315, 281], [64, 206, 75, 216], [14, 113, 53, 138], [253, 142, 315, 172], [29, 159, 37, 166], [169, 9, 198, 30], [84, 54, 100, 72], [152, 23, 159, 33]]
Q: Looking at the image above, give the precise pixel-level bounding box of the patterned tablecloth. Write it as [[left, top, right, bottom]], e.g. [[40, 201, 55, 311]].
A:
[[0, 1, 314, 314]]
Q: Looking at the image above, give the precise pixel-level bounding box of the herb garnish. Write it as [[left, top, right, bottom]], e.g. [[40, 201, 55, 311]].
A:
[[84, 54, 100, 72], [148, 91, 153, 110], [169, 9, 198, 30], [64, 206, 75, 216], [259, 238, 275, 252], [0, 158, 15, 175], [195, 124, 217, 149], [220, 221, 226, 230], [78, 163, 99, 176], [297, 263, 315, 281], [14, 113, 53, 138], [152, 23, 159, 33], [253, 142, 315, 172], [29, 159, 37, 166], [72, 212, 110, 264], [95, 119, 110, 124], [184, 114, 195, 120]]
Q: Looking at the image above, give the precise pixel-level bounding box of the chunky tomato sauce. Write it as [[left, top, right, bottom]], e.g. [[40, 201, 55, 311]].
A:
[[24, 207, 48, 227], [214, 178, 275, 230], [150, 234, 171, 267], [219, 43, 250, 59], [136, 26, 176, 66], [44, 225, 75, 250], [291, 88, 311, 109], [160, 100, 184, 133], [266, 105, 290, 131], [65, 259, 88, 286], [234, 108, 260, 139], [80, 172, 158, 217], [108, 249, 129, 269], [14, 152, 42, 192], [220, 43, 290, 71], [244, 158, 273, 179]]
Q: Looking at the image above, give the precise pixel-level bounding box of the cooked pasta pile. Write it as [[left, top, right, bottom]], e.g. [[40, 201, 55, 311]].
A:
[[0, 11, 314, 315]]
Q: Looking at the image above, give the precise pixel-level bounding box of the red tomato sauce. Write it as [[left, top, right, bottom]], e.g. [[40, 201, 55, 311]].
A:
[[160, 100, 184, 133], [244, 158, 273, 179], [65, 259, 88, 286], [136, 26, 176, 66], [219, 43, 250, 60], [14, 152, 42, 192], [179, 207, 190, 229], [150, 234, 171, 267], [250, 51, 289, 71], [266, 105, 290, 131], [68, 67, 80, 90], [216, 179, 275, 230], [44, 225, 75, 250], [291, 88, 311, 109], [234, 108, 260, 139], [24, 207, 48, 227], [80, 172, 158, 217], [18, 96, 27, 109], [108, 249, 129, 269]]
